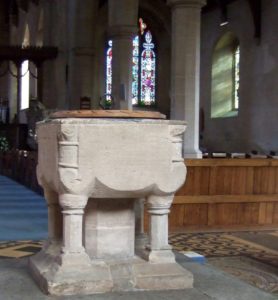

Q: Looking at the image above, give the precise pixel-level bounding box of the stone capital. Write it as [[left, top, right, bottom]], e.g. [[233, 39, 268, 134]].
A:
[[168, 0, 206, 9], [107, 25, 138, 40], [147, 195, 174, 215], [59, 194, 88, 211]]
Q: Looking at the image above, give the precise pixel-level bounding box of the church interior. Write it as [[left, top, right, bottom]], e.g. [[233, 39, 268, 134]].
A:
[[0, 0, 277, 298]]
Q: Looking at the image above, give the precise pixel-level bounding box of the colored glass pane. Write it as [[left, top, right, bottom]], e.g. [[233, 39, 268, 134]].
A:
[[132, 36, 139, 104], [140, 31, 155, 105], [106, 40, 112, 101], [105, 20, 156, 106]]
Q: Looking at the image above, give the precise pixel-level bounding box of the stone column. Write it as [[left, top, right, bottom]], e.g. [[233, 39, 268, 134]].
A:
[[41, 0, 68, 109], [108, 0, 138, 109], [44, 189, 62, 244], [68, 0, 98, 109], [147, 195, 175, 263], [59, 193, 90, 266], [135, 198, 148, 249], [168, 0, 206, 158]]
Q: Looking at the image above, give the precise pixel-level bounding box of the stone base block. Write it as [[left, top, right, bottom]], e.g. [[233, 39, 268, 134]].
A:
[[136, 247, 176, 264], [29, 251, 193, 296], [29, 253, 113, 296], [133, 261, 193, 290]]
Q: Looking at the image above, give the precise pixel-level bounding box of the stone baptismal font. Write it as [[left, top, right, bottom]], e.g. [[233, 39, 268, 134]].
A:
[[29, 110, 193, 295]]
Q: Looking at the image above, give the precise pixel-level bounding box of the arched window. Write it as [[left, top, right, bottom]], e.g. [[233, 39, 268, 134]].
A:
[[20, 60, 30, 110], [233, 45, 240, 110], [105, 19, 156, 106], [105, 40, 113, 101], [211, 32, 240, 118], [21, 25, 30, 110], [132, 36, 140, 104], [139, 31, 156, 105], [20, 24, 39, 110]]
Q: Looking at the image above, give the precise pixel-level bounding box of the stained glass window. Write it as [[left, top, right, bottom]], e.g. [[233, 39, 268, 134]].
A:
[[234, 46, 240, 110], [140, 31, 155, 105], [106, 40, 113, 101], [132, 36, 139, 104], [106, 19, 156, 106]]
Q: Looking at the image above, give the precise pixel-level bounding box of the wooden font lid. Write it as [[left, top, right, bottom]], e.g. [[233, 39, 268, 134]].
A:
[[50, 110, 166, 119]]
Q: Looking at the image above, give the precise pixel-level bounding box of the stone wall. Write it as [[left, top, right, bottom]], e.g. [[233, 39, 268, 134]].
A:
[[200, 0, 278, 154]]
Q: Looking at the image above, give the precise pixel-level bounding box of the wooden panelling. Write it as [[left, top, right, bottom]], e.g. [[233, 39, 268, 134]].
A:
[[265, 203, 275, 224], [253, 167, 278, 194], [169, 204, 185, 228], [174, 194, 278, 204], [207, 203, 217, 226], [209, 167, 254, 195], [212, 203, 260, 225], [169, 159, 278, 231], [273, 204, 278, 223], [177, 167, 210, 195], [213, 203, 243, 225], [239, 203, 259, 224], [182, 204, 208, 226], [259, 203, 269, 224]]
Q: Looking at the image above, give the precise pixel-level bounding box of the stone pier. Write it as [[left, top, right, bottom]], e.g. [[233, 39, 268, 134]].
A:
[[168, 0, 206, 158]]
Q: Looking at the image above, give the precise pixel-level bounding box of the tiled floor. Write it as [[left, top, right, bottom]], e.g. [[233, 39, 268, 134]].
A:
[[169, 231, 278, 294], [0, 233, 278, 295], [0, 240, 42, 259], [209, 256, 278, 294], [170, 231, 278, 268]]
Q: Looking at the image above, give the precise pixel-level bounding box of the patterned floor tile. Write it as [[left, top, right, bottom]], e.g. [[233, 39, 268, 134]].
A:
[[169, 231, 278, 294], [169, 231, 278, 267], [0, 241, 42, 258], [208, 256, 278, 294]]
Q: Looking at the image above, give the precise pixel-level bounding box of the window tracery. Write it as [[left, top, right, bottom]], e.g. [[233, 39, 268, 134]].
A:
[[106, 19, 156, 106]]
